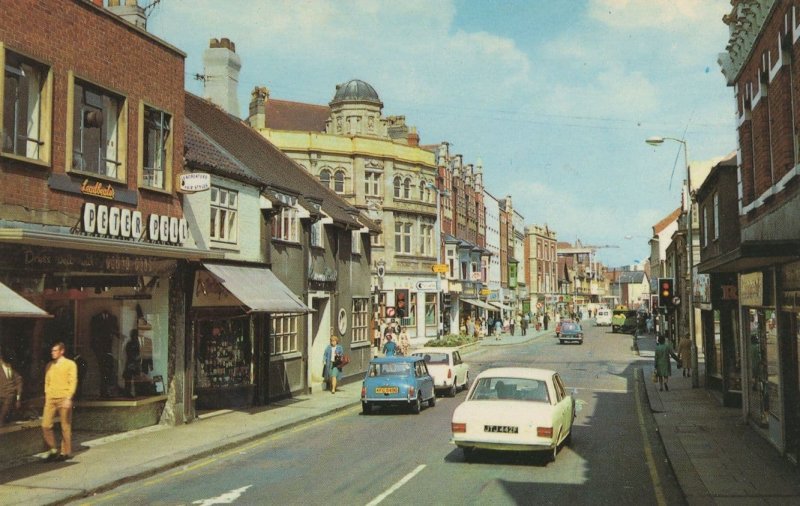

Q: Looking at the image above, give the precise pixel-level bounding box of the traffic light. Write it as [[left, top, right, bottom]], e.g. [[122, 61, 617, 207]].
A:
[[658, 278, 675, 307]]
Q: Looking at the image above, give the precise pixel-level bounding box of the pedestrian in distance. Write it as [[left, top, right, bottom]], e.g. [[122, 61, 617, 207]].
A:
[[678, 335, 692, 377], [323, 335, 344, 394], [398, 327, 410, 356], [0, 349, 23, 427], [508, 317, 515, 336], [654, 335, 677, 392], [520, 317, 528, 336], [543, 313, 550, 331], [42, 342, 78, 462], [466, 317, 475, 339], [494, 318, 502, 339], [382, 334, 397, 357]]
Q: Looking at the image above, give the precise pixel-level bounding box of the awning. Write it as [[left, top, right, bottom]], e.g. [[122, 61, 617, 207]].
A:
[[488, 301, 514, 311], [461, 298, 495, 311], [0, 282, 51, 318], [198, 263, 312, 314]]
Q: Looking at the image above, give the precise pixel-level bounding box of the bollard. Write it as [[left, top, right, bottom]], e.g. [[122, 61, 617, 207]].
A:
[[632, 331, 640, 356]]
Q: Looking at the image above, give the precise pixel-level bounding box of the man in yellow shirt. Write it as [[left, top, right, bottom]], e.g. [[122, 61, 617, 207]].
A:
[[42, 342, 78, 462]]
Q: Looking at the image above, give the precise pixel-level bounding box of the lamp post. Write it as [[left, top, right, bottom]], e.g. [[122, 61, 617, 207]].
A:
[[646, 136, 698, 388], [427, 182, 450, 338]]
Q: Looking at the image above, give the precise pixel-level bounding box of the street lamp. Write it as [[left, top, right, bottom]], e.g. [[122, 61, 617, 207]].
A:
[[426, 182, 450, 338], [646, 135, 698, 388]]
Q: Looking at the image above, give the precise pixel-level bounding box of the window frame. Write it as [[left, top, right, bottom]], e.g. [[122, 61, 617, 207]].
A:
[[365, 170, 381, 196], [270, 313, 299, 355], [1, 45, 53, 166], [393, 176, 402, 198], [272, 205, 300, 243], [138, 101, 173, 192], [66, 72, 127, 181], [352, 298, 369, 343], [394, 217, 413, 255], [351, 229, 361, 255], [319, 168, 331, 188], [311, 219, 324, 248], [713, 192, 719, 241], [209, 185, 239, 244], [334, 169, 345, 194]]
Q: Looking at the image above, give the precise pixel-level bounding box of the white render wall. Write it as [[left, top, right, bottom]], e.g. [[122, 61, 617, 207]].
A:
[[484, 190, 501, 292]]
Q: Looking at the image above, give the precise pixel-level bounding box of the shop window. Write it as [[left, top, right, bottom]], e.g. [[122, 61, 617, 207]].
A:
[[210, 186, 238, 244], [352, 298, 369, 343], [140, 103, 172, 191], [196, 318, 251, 388], [334, 169, 345, 193], [425, 293, 436, 325], [311, 220, 324, 248], [272, 206, 299, 243], [270, 314, 298, 354], [319, 168, 331, 188], [1, 47, 52, 164], [69, 76, 126, 179]]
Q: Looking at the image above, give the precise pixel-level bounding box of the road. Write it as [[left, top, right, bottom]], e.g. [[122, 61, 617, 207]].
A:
[[73, 323, 685, 506]]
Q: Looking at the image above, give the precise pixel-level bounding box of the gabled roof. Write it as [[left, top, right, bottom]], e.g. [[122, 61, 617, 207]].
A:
[[653, 207, 682, 235], [184, 120, 266, 187], [264, 98, 329, 132], [184, 92, 379, 232]]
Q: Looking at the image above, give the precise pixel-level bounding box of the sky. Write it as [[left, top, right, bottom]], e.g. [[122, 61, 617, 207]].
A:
[[147, 0, 735, 268]]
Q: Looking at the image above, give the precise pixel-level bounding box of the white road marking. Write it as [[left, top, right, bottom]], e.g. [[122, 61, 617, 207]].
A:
[[366, 464, 426, 505], [191, 485, 252, 505]]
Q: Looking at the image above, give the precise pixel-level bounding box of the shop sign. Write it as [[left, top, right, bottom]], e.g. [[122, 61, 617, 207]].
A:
[[12, 247, 174, 274], [781, 260, 800, 290], [480, 288, 491, 295], [693, 272, 711, 304], [80, 202, 187, 245], [416, 280, 437, 291], [720, 285, 738, 301], [81, 180, 115, 200], [432, 264, 449, 273], [740, 272, 763, 306], [179, 172, 211, 193]]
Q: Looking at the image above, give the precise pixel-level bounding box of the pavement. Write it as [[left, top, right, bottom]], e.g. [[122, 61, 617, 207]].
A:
[[1, 324, 798, 505]]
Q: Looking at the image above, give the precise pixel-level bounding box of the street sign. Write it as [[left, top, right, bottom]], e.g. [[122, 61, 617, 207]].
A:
[[416, 281, 437, 291], [480, 288, 491, 295], [386, 307, 396, 317], [432, 264, 449, 273]]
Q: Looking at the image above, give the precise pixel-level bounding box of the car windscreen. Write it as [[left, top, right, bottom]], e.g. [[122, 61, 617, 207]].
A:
[[413, 353, 448, 365], [368, 362, 412, 377], [468, 377, 550, 403]]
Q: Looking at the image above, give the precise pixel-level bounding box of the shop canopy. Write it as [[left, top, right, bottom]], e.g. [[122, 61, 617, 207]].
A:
[[0, 282, 51, 318], [488, 301, 514, 312], [201, 263, 312, 314], [461, 298, 496, 311]]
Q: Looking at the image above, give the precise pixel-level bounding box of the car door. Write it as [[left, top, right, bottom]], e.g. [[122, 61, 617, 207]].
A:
[[552, 373, 573, 439], [452, 351, 467, 387], [416, 360, 434, 400]]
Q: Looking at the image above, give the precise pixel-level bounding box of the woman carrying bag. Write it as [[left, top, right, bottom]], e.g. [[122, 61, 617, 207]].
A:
[[323, 335, 344, 394]]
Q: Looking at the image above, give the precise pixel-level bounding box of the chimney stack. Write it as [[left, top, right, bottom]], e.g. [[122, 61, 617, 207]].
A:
[[107, 0, 147, 29], [203, 38, 242, 117], [407, 127, 419, 147], [248, 86, 269, 129]]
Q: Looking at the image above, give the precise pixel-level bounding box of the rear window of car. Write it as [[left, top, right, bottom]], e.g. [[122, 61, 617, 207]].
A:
[[561, 323, 579, 331], [468, 377, 550, 403], [414, 353, 448, 365], [368, 363, 412, 377]]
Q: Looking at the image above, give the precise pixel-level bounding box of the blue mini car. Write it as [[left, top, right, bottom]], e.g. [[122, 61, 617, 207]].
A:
[[361, 356, 436, 415]]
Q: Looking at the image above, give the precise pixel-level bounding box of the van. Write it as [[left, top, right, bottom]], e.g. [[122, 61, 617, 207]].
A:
[[595, 309, 612, 326]]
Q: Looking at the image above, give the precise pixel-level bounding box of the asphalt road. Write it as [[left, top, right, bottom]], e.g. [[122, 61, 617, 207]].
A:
[[73, 323, 685, 506]]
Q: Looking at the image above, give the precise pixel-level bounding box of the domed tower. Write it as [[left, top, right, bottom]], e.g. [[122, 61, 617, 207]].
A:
[[326, 79, 386, 137]]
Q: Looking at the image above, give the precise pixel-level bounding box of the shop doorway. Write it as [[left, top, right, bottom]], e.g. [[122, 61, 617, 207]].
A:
[[308, 295, 330, 392]]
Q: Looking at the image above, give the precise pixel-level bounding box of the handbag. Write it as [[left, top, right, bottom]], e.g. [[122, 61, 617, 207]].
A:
[[340, 354, 351, 367]]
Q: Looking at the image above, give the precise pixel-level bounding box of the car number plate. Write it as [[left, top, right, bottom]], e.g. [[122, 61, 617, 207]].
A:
[[375, 386, 399, 394], [484, 425, 518, 434]]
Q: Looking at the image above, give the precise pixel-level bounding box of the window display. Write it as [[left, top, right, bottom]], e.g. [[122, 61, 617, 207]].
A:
[[196, 318, 251, 388]]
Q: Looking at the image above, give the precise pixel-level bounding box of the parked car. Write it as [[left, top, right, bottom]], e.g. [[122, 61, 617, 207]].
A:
[[412, 347, 470, 397], [558, 322, 583, 344], [451, 367, 576, 463], [595, 309, 612, 326], [361, 356, 436, 415]]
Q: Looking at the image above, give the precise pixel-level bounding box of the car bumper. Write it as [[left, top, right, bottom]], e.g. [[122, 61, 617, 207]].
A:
[[452, 438, 555, 452]]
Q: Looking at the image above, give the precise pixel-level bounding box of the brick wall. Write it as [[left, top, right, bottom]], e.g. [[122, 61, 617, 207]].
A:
[[0, 0, 185, 224]]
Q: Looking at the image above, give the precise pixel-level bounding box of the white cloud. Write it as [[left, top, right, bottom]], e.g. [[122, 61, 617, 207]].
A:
[[587, 0, 727, 30]]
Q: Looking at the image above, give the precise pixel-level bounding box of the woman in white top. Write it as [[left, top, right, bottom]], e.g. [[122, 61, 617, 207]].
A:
[[323, 336, 344, 394]]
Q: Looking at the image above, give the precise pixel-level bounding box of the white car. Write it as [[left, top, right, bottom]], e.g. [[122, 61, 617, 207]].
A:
[[595, 309, 612, 326], [451, 367, 575, 463], [411, 347, 469, 397]]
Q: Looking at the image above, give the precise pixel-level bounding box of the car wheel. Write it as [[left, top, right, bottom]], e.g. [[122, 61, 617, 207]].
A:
[[449, 380, 457, 397], [411, 396, 421, 414], [429, 393, 436, 408], [362, 402, 371, 415]]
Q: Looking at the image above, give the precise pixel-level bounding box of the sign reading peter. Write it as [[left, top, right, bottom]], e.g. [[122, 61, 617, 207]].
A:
[[79, 202, 188, 245]]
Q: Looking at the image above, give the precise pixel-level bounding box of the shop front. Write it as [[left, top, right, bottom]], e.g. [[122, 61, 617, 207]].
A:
[[778, 260, 800, 462], [702, 273, 741, 407], [190, 263, 311, 410], [740, 270, 782, 447], [0, 237, 208, 435]]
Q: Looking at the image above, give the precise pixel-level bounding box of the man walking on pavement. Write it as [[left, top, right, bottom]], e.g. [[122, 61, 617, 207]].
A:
[[42, 342, 78, 462]]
